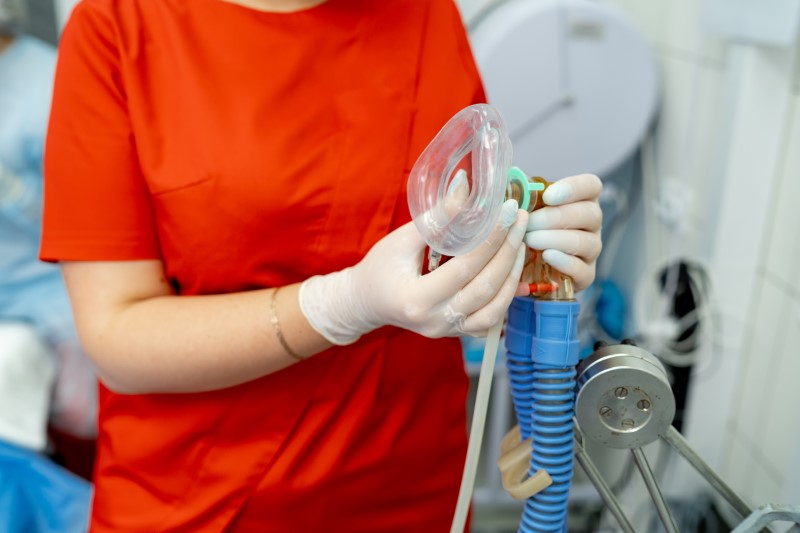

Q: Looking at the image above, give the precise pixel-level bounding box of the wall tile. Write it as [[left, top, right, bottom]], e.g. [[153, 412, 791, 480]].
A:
[[764, 95, 800, 288], [752, 465, 785, 507], [784, 425, 800, 503], [651, 55, 727, 261], [794, 37, 800, 93], [722, 435, 759, 504], [730, 279, 791, 441], [761, 296, 800, 479], [605, 0, 668, 47], [651, 56, 694, 201], [662, 0, 728, 65]]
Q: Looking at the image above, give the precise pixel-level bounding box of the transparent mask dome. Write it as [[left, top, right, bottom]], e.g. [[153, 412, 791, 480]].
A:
[[407, 104, 513, 257]]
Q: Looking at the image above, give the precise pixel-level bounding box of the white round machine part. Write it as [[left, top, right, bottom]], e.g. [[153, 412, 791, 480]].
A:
[[468, 0, 658, 179]]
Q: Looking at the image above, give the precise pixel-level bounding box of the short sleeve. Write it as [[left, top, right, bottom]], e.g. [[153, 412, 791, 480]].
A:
[[446, 0, 487, 106], [429, 0, 486, 106], [40, 1, 160, 262], [404, 0, 487, 168]]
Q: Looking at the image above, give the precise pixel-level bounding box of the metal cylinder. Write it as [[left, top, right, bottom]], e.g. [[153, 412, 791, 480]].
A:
[[575, 344, 675, 449]]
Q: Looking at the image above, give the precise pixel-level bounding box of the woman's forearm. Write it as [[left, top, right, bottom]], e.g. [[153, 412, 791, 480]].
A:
[[62, 261, 332, 394]]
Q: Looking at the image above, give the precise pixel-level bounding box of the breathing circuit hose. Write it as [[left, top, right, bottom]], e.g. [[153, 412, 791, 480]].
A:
[[506, 297, 581, 533]]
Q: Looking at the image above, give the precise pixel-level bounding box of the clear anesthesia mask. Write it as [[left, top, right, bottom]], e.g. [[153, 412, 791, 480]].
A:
[[407, 104, 544, 258]]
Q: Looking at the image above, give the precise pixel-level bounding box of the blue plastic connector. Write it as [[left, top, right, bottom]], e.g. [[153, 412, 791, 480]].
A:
[[532, 300, 581, 367], [506, 299, 580, 366]]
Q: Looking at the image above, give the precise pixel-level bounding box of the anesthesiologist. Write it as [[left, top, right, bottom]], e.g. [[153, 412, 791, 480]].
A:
[[41, 0, 602, 531]]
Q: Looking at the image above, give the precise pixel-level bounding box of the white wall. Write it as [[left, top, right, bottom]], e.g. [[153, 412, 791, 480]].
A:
[[607, 0, 800, 511], [714, 66, 800, 507]]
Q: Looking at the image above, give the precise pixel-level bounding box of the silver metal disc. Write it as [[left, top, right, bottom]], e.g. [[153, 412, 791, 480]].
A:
[[576, 345, 675, 449]]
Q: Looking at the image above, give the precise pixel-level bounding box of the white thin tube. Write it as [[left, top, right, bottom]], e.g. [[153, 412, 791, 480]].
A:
[[450, 320, 504, 533]]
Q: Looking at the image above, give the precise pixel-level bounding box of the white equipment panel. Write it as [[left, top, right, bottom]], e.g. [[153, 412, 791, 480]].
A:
[[470, 0, 658, 179]]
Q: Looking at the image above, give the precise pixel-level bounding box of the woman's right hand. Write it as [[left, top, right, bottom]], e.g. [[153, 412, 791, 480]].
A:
[[300, 200, 529, 343]]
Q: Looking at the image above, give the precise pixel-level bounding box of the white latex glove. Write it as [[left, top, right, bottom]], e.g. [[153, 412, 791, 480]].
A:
[[524, 173, 603, 292], [300, 189, 529, 343]]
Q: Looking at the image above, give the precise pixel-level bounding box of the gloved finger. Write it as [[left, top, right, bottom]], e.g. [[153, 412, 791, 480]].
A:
[[372, 221, 429, 278], [452, 221, 527, 317], [542, 174, 602, 206], [526, 201, 603, 232], [420, 200, 520, 304], [541, 249, 596, 292], [444, 169, 470, 219], [459, 245, 526, 333], [524, 229, 602, 262]]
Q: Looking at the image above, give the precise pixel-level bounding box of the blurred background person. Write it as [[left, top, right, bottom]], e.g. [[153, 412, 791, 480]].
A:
[[0, 3, 93, 530]]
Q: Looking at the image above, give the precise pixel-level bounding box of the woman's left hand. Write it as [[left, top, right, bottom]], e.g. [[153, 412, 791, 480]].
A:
[[524, 173, 603, 292]]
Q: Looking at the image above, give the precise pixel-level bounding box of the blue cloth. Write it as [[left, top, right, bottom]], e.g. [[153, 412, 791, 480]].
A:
[[595, 279, 626, 339], [0, 35, 76, 345], [0, 439, 91, 533]]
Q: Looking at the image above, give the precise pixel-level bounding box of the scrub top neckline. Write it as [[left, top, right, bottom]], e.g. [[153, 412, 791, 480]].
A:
[[201, 0, 337, 20]]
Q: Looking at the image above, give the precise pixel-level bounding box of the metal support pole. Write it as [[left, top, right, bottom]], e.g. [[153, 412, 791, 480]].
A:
[[662, 425, 752, 520], [573, 439, 636, 533], [631, 447, 679, 533]]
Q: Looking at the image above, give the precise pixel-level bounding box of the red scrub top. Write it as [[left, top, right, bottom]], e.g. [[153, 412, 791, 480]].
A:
[[41, 0, 486, 530]]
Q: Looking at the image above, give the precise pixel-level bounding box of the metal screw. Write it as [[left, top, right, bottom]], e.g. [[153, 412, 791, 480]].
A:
[[599, 406, 613, 417], [621, 419, 636, 429], [615, 387, 628, 399], [637, 399, 651, 411]]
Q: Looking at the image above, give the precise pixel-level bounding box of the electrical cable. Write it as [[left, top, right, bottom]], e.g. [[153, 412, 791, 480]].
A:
[[634, 259, 715, 369]]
